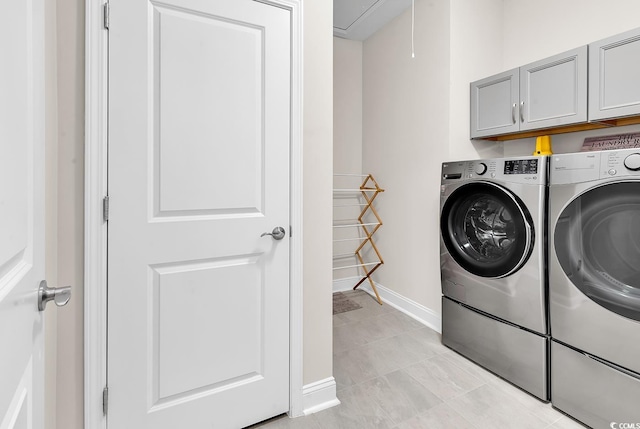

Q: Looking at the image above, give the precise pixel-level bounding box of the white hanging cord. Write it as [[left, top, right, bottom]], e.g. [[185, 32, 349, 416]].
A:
[[411, 0, 415, 58]]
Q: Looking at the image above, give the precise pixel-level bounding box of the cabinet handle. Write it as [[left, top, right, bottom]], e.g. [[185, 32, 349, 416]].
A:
[[512, 103, 516, 124], [520, 101, 525, 122]]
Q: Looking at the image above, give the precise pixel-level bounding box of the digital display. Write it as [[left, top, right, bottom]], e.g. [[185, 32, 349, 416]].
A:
[[504, 159, 538, 174]]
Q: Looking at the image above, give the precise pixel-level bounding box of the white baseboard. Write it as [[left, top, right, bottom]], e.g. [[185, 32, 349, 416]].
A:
[[333, 277, 442, 333], [301, 377, 340, 416], [332, 276, 361, 292]]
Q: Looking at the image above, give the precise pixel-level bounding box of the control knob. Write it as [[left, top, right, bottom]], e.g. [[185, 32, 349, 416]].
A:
[[474, 162, 488, 175], [624, 153, 640, 171]]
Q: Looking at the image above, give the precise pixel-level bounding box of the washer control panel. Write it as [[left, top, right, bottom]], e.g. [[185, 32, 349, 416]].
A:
[[465, 160, 497, 178], [504, 158, 539, 175], [442, 156, 545, 185], [474, 162, 488, 176]]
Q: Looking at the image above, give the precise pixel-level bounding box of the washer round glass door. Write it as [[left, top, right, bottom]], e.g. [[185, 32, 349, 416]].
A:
[[441, 182, 535, 278], [554, 181, 640, 322]]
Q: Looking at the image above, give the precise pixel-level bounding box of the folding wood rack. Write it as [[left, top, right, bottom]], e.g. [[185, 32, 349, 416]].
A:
[[333, 174, 384, 304]]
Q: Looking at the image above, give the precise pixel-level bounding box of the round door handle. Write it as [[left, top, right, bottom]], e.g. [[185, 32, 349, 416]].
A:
[[261, 227, 286, 240], [38, 280, 71, 311]]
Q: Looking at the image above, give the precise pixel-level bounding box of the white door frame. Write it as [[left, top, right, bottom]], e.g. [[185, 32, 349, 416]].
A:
[[83, 1, 304, 427]]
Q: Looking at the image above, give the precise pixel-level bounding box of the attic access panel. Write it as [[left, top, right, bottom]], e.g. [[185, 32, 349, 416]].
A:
[[334, 0, 379, 30], [333, 0, 412, 40]]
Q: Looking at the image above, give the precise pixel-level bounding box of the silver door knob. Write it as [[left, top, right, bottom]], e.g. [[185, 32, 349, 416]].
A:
[[38, 280, 71, 311], [261, 226, 286, 240]]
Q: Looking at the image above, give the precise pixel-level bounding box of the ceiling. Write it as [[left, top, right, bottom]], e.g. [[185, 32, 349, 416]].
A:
[[333, 0, 413, 41]]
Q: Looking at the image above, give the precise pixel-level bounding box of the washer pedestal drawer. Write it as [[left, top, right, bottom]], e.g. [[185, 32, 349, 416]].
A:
[[442, 296, 548, 401], [552, 340, 640, 428]]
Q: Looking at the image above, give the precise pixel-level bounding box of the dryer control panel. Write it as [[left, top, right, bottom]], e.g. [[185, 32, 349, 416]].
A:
[[602, 150, 640, 177], [551, 149, 640, 185]]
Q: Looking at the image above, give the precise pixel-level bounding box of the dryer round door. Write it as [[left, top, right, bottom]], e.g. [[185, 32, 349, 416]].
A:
[[440, 182, 535, 278], [554, 181, 640, 322]]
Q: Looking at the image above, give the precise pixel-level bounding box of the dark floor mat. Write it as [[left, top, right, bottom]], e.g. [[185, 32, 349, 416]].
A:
[[333, 291, 363, 315]]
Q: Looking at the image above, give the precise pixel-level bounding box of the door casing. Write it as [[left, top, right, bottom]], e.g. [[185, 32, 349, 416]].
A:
[[83, 1, 304, 427]]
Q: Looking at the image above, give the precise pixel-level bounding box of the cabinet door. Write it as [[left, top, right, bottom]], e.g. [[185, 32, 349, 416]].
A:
[[589, 27, 640, 121], [519, 46, 587, 131], [470, 68, 519, 138]]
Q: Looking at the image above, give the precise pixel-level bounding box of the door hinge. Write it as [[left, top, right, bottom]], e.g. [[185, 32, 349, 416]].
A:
[[102, 386, 109, 416], [103, 196, 110, 221], [103, 2, 110, 30], [290, 226, 293, 238]]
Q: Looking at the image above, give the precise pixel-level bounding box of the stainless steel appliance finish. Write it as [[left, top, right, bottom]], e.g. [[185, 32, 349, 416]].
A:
[[549, 149, 640, 426], [440, 156, 548, 400], [442, 297, 548, 398], [551, 341, 640, 428]]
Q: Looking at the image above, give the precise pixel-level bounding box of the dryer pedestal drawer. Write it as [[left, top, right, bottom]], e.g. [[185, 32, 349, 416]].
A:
[[442, 297, 548, 401], [551, 341, 640, 428]]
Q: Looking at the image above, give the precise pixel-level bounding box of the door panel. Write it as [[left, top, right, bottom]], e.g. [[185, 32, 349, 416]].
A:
[[470, 68, 520, 138], [554, 182, 640, 322], [0, 0, 45, 427], [440, 182, 534, 278], [549, 181, 640, 375], [154, 4, 265, 215], [589, 27, 640, 120], [108, 1, 291, 428], [152, 256, 264, 401], [520, 46, 587, 131]]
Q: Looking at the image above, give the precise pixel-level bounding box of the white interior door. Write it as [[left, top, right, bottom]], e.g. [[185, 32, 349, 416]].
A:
[[107, 0, 291, 427], [0, 1, 46, 428]]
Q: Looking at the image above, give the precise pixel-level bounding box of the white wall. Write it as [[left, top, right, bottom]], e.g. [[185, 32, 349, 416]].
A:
[[448, 0, 504, 161], [334, 38, 363, 176], [361, 0, 451, 317], [503, 0, 640, 70], [302, 1, 334, 385], [358, 0, 505, 318], [333, 38, 363, 281], [55, 0, 85, 428]]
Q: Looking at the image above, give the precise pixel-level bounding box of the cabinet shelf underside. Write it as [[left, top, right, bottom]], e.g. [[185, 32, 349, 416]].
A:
[[481, 110, 640, 141]]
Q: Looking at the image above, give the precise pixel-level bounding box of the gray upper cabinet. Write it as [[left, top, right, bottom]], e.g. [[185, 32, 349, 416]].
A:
[[470, 69, 520, 138], [471, 46, 588, 139], [589, 27, 640, 121], [520, 46, 588, 131]]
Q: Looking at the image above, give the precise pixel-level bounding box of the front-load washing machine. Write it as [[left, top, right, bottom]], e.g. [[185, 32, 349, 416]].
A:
[[440, 156, 549, 401], [549, 149, 640, 427]]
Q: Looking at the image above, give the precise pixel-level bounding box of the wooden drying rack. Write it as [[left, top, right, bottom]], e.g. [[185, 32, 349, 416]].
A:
[[333, 174, 385, 304]]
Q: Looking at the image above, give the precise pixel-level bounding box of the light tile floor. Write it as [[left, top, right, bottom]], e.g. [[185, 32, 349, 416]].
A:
[[252, 290, 588, 429]]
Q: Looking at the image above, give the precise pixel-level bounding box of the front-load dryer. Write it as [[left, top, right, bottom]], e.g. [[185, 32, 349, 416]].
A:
[[440, 156, 549, 401], [549, 149, 640, 427]]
